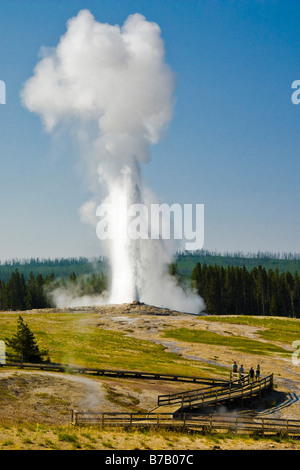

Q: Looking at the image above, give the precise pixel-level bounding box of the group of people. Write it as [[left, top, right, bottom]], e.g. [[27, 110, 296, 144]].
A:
[[232, 361, 260, 381]]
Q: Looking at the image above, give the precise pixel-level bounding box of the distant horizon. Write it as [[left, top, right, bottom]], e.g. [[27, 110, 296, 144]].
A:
[[2, 248, 300, 265]]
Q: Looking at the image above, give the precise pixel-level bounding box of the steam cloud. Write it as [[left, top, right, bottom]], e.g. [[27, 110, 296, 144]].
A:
[[21, 10, 204, 314]]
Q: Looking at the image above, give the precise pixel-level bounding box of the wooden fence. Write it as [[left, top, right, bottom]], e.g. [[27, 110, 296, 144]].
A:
[[70, 410, 300, 436], [0, 361, 230, 385], [157, 374, 274, 409]]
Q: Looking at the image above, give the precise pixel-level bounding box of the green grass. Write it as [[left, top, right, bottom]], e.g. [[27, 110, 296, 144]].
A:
[[1, 311, 298, 378], [58, 431, 79, 443], [200, 315, 300, 344], [0, 312, 209, 377], [163, 327, 289, 356]]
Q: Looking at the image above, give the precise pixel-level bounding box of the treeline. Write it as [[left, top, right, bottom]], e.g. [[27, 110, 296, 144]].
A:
[[0, 269, 107, 311], [191, 263, 300, 317], [180, 249, 300, 260], [3, 259, 300, 317], [0, 257, 108, 283], [177, 251, 300, 281]]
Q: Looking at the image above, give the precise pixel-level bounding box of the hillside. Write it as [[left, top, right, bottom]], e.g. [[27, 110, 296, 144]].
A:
[[1, 303, 300, 449], [0, 257, 108, 282], [177, 252, 300, 281], [1, 251, 300, 283]]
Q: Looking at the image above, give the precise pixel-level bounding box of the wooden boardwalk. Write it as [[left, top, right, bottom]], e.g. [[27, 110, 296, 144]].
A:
[[71, 373, 282, 434], [3, 360, 293, 435], [1, 362, 273, 412], [0, 361, 230, 385], [157, 374, 274, 412], [71, 410, 300, 436]]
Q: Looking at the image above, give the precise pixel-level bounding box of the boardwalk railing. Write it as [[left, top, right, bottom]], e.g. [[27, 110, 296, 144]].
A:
[[157, 374, 274, 409], [71, 410, 300, 436], [157, 374, 249, 406], [0, 361, 231, 385]]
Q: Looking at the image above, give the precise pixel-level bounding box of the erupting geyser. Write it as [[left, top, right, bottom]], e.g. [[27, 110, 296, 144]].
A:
[[21, 10, 204, 314]]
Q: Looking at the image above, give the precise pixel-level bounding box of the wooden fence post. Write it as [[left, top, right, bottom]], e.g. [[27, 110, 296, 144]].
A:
[[71, 410, 77, 425]]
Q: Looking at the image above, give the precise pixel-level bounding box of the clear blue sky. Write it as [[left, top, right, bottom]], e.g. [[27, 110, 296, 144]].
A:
[[0, 0, 300, 261]]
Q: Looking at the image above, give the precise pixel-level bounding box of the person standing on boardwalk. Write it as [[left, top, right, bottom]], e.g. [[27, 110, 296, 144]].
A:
[[249, 367, 255, 381], [239, 364, 244, 383], [255, 364, 260, 380]]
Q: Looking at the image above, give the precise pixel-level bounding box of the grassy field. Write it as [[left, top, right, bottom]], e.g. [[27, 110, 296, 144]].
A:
[[163, 314, 300, 357], [2, 311, 299, 373], [200, 315, 300, 344], [163, 327, 289, 356], [161, 315, 300, 359], [0, 311, 207, 377], [1, 308, 300, 450]]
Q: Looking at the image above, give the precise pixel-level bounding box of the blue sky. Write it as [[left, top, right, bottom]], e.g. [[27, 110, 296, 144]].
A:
[[0, 0, 300, 261]]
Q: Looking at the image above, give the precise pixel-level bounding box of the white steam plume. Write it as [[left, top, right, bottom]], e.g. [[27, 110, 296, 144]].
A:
[[21, 10, 204, 314]]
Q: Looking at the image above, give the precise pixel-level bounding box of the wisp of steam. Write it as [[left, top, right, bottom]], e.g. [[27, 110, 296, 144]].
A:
[[21, 10, 204, 314]]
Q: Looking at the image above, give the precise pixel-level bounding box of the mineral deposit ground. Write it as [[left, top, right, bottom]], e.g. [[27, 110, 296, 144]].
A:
[[1, 302, 300, 450]]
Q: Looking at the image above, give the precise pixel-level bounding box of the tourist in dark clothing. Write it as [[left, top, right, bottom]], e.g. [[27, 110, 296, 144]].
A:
[[239, 365, 244, 383]]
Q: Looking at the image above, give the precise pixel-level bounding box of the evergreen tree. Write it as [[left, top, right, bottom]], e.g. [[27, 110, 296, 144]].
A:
[[190, 261, 300, 317], [6, 315, 49, 363], [293, 272, 300, 317], [168, 262, 179, 279], [0, 280, 6, 310], [5, 270, 26, 310]]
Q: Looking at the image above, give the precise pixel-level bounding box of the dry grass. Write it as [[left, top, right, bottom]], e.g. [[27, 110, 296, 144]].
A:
[[0, 422, 299, 450]]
